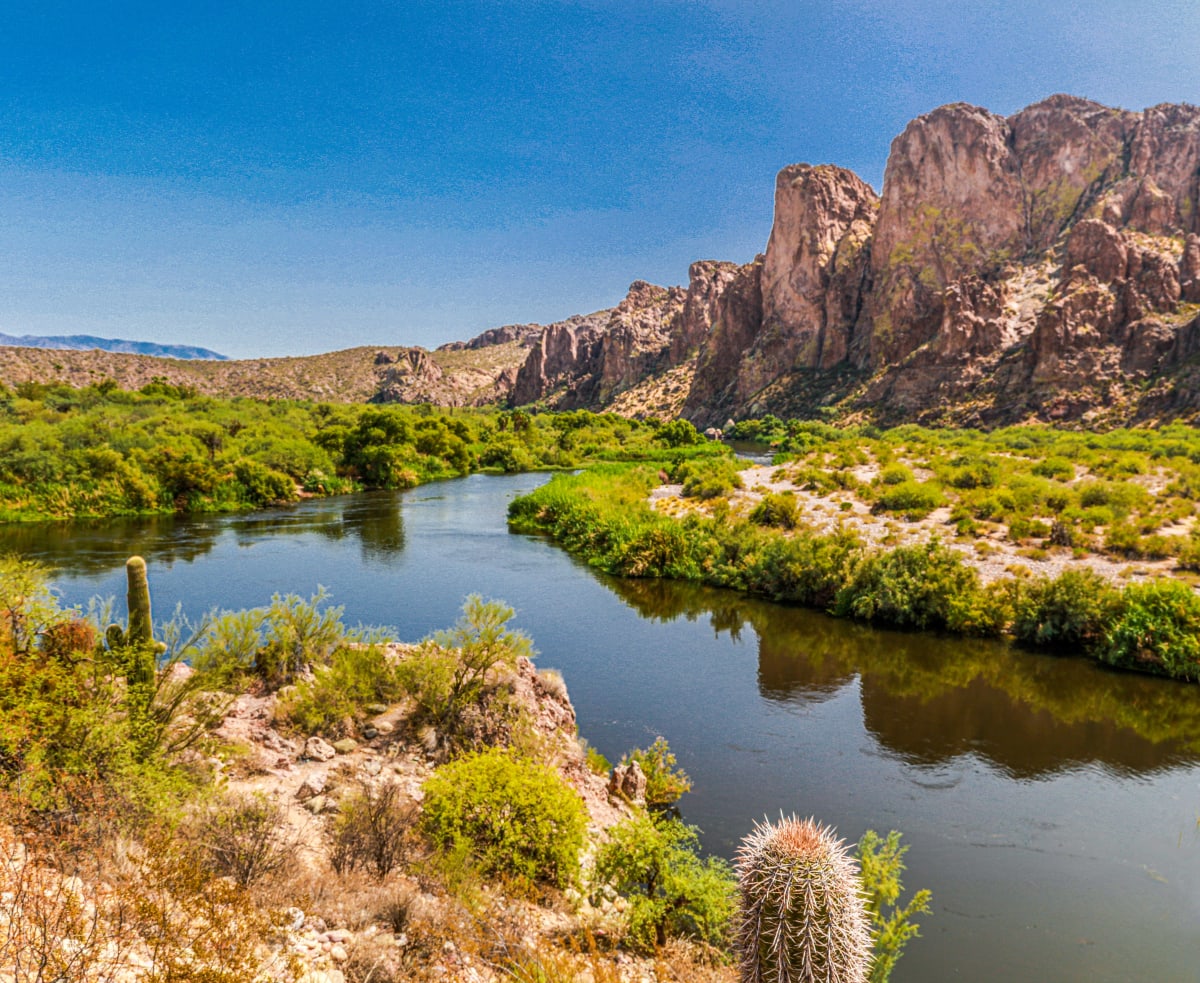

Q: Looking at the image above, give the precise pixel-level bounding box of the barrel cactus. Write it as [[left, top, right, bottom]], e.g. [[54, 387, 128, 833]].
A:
[[736, 815, 871, 983]]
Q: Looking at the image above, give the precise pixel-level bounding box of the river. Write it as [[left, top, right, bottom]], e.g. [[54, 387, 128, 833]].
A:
[[6, 473, 1200, 981]]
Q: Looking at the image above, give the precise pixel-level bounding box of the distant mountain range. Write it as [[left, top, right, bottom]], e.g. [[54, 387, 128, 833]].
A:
[[0, 332, 227, 361]]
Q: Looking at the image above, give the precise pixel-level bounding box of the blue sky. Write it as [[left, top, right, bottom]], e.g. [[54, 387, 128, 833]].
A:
[[0, 1, 1197, 358]]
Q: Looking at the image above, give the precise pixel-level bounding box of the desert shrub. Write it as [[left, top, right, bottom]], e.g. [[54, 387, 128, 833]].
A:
[[591, 811, 735, 951], [873, 480, 943, 520], [749, 491, 800, 529], [121, 831, 301, 983], [1104, 521, 1143, 557], [330, 780, 417, 880], [195, 792, 295, 888], [675, 457, 744, 500], [282, 645, 402, 737], [1032, 456, 1075, 480], [878, 463, 913, 486], [1076, 480, 1149, 518], [945, 455, 999, 489], [396, 595, 532, 732], [1012, 570, 1119, 650], [1101, 579, 1200, 679], [253, 588, 351, 688], [421, 748, 586, 889], [1177, 534, 1200, 572], [835, 541, 981, 631], [621, 737, 692, 809]]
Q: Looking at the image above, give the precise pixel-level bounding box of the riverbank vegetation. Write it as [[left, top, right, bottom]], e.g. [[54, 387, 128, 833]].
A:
[[0, 554, 928, 981], [0, 380, 724, 522], [508, 438, 1200, 682]]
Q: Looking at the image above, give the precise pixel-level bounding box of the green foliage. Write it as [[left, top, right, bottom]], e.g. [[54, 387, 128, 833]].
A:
[[231, 458, 297, 506], [422, 747, 587, 889], [396, 595, 532, 733], [856, 830, 932, 983], [835, 541, 981, 632], [878, 463, 913, 486], [735, 816, 871, 983], [255, 588, 350, 687], [657, 419, 702, 448], [749, 491, 800, 529], [1012, 570, 1119, 650], [591, 811, 735, 950], [873, 480, 944, 519], [622, 737, 692, 809], [281, 645, 403, 737], [675, 456, 745, 500], [1101, 579, 1200, 679]]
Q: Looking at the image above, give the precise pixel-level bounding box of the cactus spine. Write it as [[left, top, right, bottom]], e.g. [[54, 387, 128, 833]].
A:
[[736, 815, 871, 983]]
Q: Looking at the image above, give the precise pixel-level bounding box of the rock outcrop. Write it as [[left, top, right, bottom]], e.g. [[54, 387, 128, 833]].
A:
[[9, 95, 1200, 428]]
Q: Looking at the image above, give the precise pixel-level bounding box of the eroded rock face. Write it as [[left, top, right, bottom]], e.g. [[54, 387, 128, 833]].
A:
[[509, 283, 686, 409], [500, 95, 1200, 427], [761, 164, 877, 370]]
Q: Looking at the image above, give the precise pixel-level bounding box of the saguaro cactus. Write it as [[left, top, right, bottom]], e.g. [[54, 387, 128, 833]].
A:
[[106, 555, 164, 687], [736, 815, 871, 983], [125, 555, 154, 650]]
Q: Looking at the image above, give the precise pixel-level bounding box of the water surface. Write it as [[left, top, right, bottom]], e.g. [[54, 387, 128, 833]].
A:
[[6, 475, 1200, 982]]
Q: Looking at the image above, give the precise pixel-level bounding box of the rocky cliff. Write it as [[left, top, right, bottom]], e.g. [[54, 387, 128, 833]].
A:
[[8, 95, 1200, 427], [510, 95, 1200, 428]]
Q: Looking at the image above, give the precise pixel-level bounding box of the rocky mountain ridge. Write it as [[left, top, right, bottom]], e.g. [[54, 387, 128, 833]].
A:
[[5, 94, 1200, 427]]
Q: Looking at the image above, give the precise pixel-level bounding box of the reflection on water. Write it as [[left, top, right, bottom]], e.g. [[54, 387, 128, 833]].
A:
[[4, 477, 1200, 983], [605, 575, 1199, 778]]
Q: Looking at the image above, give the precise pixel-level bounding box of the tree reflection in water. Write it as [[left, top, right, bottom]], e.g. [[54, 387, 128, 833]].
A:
[[603, 573, 1200, 779]]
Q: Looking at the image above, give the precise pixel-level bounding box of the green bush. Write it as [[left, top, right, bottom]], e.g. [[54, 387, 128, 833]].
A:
[[878, 463, 913, 486], [1032, 456, 1075, 480], [674, 457, 744, 500], [396, 595, 532, 733], [591, 811, 734, 950], [656, 419, 702, 448], [836, 541, 981, 632], [1101, 579, 1200, 679], [1012, 570, 1118, 650], [232, 459, 297, 507], [281, 645, 402, 737], [422, 748, 587, 889], [750, 491, 800, 529], [873, 480, 943, 520]]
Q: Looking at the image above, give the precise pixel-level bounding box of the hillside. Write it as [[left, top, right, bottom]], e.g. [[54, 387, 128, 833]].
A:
[[6, 95, 1200, 428]]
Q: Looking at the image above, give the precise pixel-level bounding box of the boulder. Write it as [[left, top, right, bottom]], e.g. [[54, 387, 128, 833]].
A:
[[304, 736, 337, 762], [608, 760, 647, 805]]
